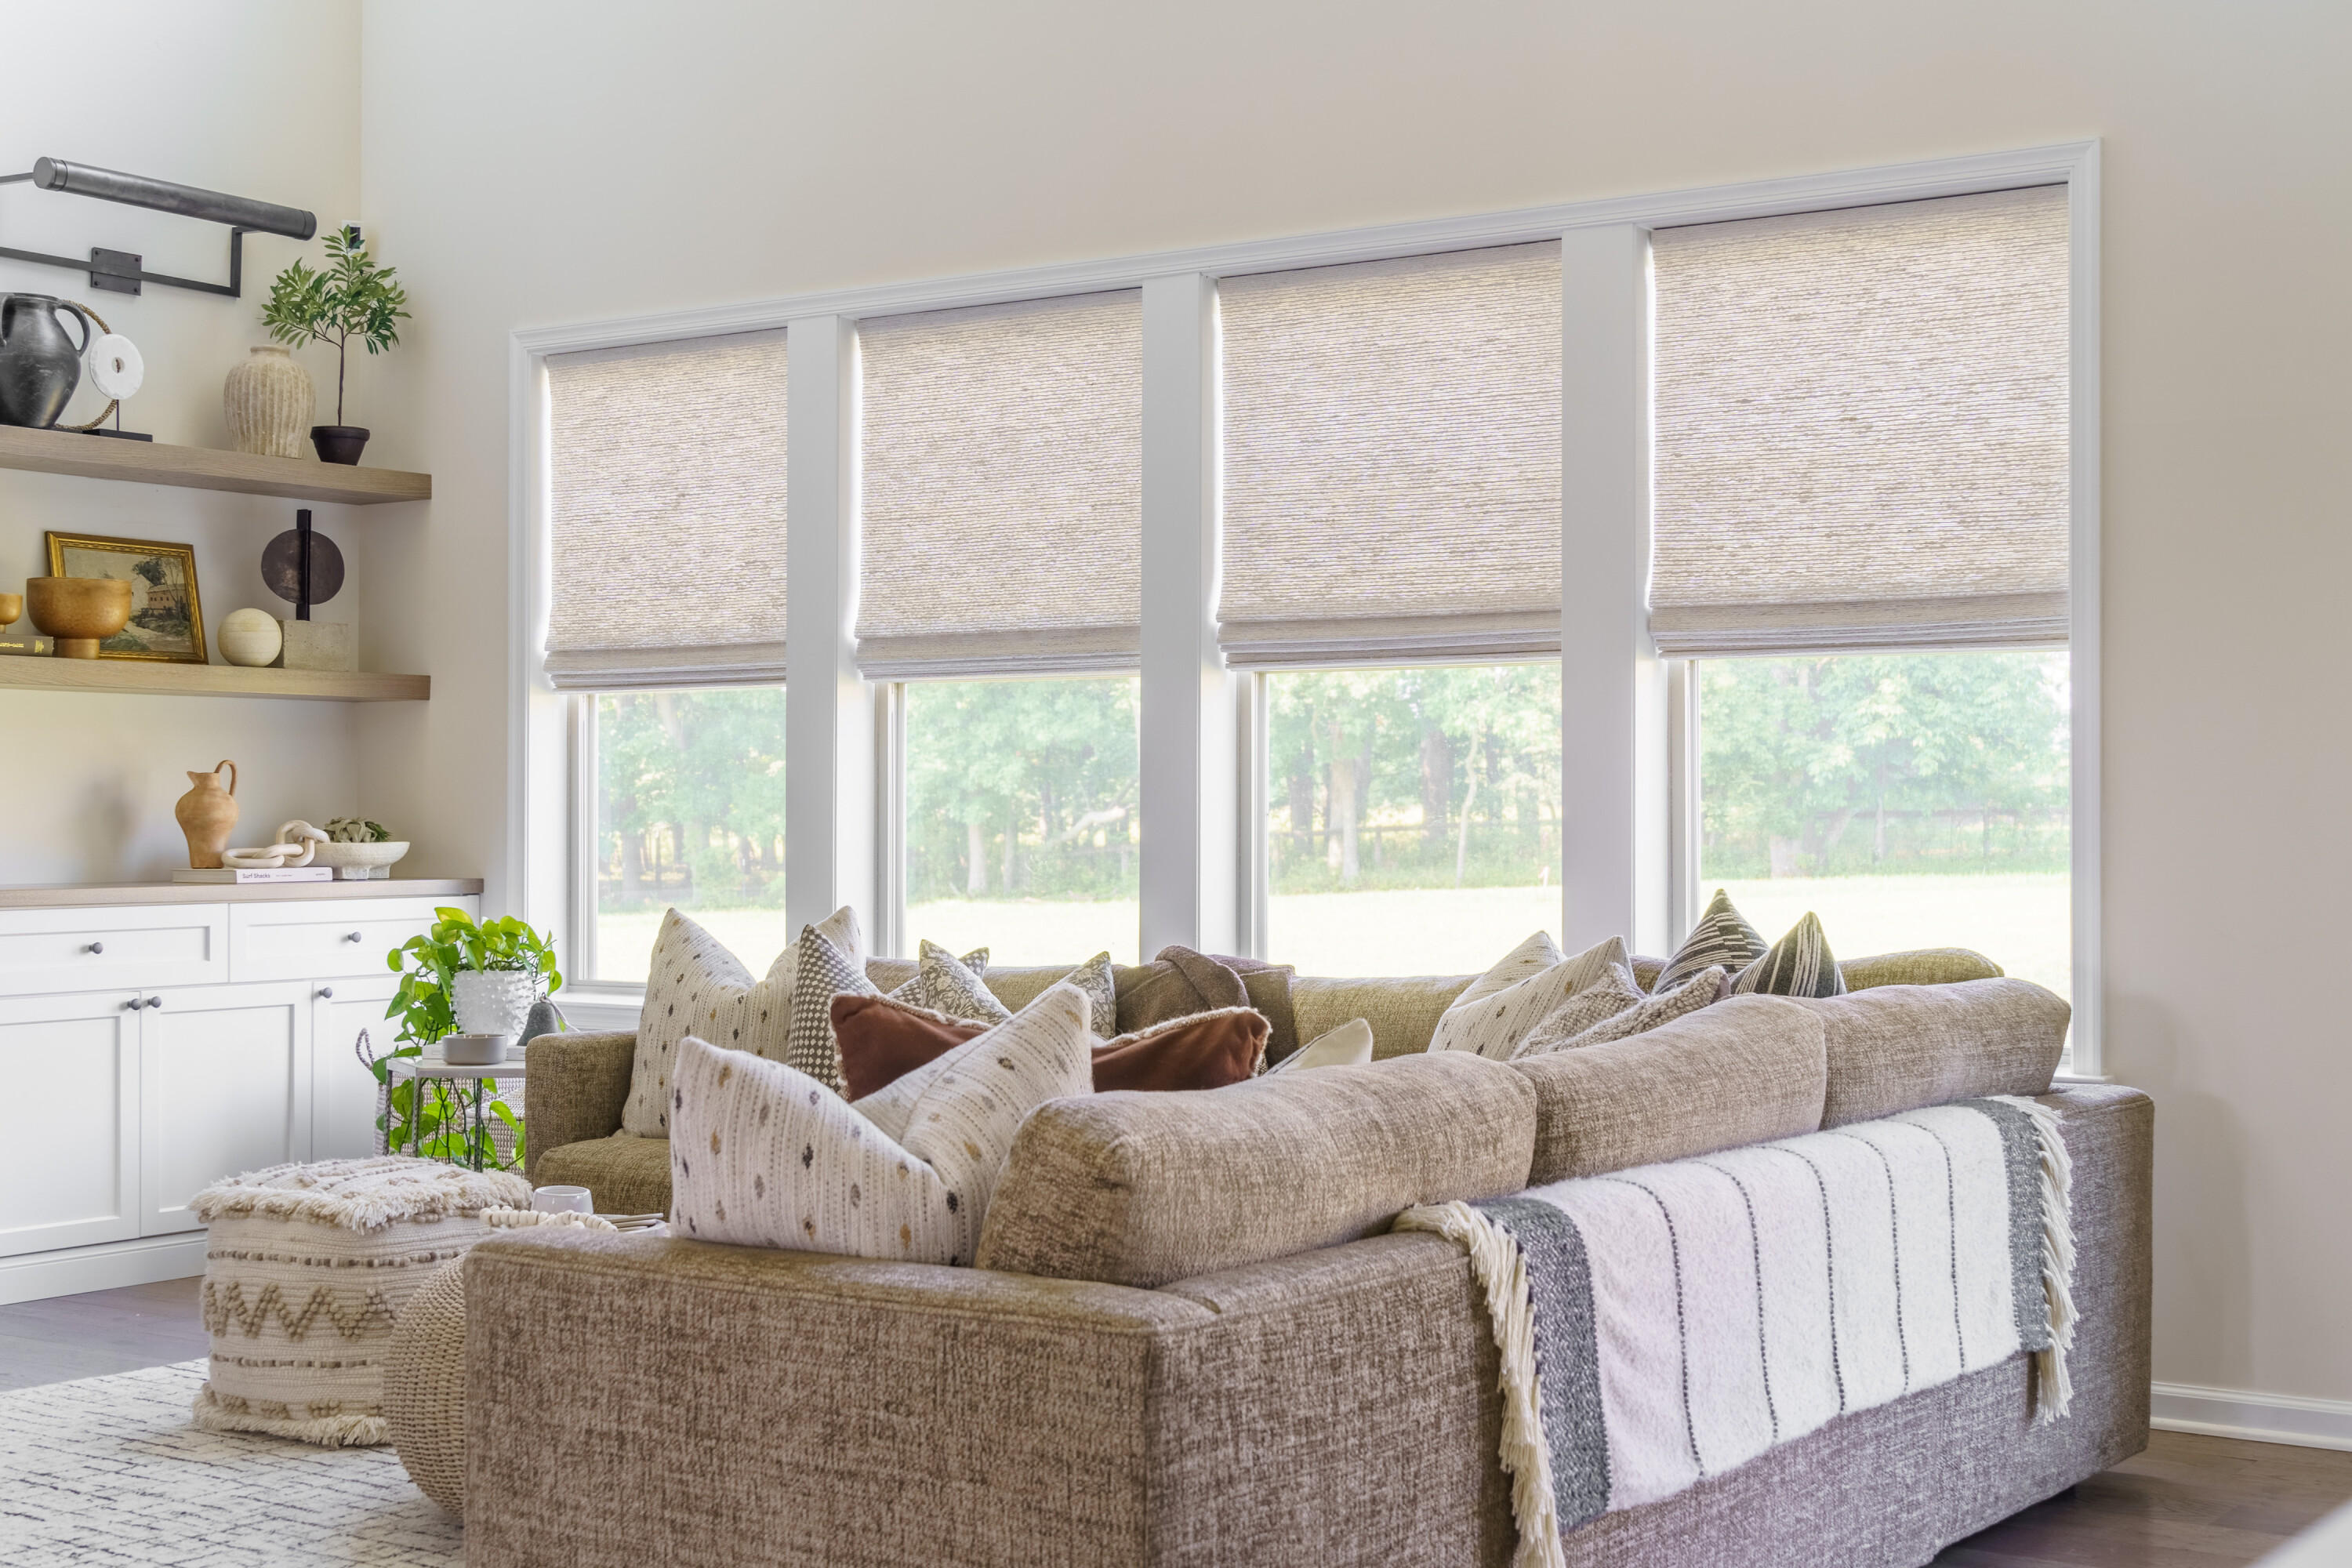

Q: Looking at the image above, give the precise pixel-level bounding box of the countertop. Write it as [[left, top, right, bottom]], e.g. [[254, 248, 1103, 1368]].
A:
[[0, 878, 485, 909]]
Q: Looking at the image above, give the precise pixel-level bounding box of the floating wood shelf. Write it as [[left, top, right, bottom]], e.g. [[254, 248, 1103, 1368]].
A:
[[0, 659, 427, 702], [0, 425, 430, 506]]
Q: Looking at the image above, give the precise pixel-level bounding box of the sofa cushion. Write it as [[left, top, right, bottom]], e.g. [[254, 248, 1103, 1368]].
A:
[[624, 908, 822, 1137], [1092, 1007, 1267, 1092], [975, 1052, 1535, 1289], [1115, 946, 1250, 1033], [1512, 962, 1646, 1056], [1430, 935, 1628, 1058], [1265, 1016, 1374, 1073], [915, 939, 1012, 1024], [1510, 994, 1828, 1183], [1800, 978, 2069, 1127], [1838, 947, 2003, 989], [1292, 975, 1475, 1058], [1516, 964, 1726, 1057], [672, 982, 1096, 1265], [524, 1131, 676, 1218], [1652, 887, 1766, 993], [783, 916, 877, 1090], [1730, 911, 1848, 998], [1200, 954, 1301, 1064], [833, 993, 985, 1100]]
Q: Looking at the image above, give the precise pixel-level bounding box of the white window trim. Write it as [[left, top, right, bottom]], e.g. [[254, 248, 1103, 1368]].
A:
[[509, 140, 2101, 1072]]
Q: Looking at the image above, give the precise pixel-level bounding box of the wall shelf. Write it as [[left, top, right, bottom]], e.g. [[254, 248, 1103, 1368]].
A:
[[0, 425, 430, 506], [0, 659, 427, 702]]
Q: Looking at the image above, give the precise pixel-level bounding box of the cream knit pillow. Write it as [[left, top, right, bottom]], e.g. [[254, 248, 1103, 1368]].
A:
[[668, 982, 1095, 1265], [624, 907, 852, 1138], [1428, 934, 1629, 1059]]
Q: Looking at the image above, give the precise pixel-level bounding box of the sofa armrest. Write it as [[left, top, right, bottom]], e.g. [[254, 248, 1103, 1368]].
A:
[[524, 1030, 637, 1182]]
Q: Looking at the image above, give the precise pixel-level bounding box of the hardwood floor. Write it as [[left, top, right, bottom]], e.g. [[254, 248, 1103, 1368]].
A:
[[2, 1278, 2347, 1565], [0, 1276, 209, 1393]]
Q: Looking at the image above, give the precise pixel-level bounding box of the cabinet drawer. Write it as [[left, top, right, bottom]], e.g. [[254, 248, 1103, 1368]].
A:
[[0, 905, 227, 996], [230, 897, 477, 983]]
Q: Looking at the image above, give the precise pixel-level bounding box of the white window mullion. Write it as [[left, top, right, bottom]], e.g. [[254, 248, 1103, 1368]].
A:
[[1138, 272, 1238, 960], [1559, 225, 1671, 958], [784, 314, 877, 936]]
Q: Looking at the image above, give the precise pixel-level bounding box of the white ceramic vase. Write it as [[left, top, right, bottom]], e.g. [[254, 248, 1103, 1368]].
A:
[[223, 345, 314, 459], [450, 969, 539, 1038]]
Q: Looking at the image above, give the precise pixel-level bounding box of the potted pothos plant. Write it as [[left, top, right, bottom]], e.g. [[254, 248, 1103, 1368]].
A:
[[371, 908, 562, 1171], [262, 224, 409, 465]]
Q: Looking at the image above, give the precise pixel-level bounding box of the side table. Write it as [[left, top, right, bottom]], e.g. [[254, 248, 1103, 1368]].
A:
[[388, 1057, 527, 1171]]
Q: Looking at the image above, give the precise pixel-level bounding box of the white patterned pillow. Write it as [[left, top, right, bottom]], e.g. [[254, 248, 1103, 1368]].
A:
[[1510, 962, 1645, 1058], [1064, 951, 1118, 1038], [1564, 965, 1726, 1045], [888, 946, 988, 1011], [1428, 935, 1628, 1059], [623, 907, 853, 1138], [1513, 962, 1725, 1056], [916, 939, 1012, 1025], [785, 916, 875, 1091], [1265, 1016, 1374, 1073], [668, 982, 1095, 1265], [1450, 930, 1564, 1011]]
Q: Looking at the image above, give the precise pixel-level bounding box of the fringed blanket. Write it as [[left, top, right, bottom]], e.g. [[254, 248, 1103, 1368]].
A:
[[1397, 1096, 2076, 1568]]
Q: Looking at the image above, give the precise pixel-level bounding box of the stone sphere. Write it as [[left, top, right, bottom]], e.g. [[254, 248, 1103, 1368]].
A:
[[219, 608, 283, 668]]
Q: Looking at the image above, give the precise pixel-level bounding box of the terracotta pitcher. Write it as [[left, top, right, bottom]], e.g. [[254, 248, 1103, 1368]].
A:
[[175, 760, 239, 869]]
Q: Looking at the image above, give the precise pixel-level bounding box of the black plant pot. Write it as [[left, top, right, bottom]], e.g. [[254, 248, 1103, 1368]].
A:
[[310, 425, 370, 465]]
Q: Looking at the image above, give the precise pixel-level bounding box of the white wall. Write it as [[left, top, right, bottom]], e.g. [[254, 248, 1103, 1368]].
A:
[[355, 0, 2352, 1417], [0, 1, 371, 883]]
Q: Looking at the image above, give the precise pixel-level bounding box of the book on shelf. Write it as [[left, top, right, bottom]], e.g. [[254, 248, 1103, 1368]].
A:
[[169, 866, 335, 884], [0, 636, 55, 656]]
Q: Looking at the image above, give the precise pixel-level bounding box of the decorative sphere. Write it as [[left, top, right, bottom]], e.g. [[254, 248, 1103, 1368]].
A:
[[219, 608, 283, 668]]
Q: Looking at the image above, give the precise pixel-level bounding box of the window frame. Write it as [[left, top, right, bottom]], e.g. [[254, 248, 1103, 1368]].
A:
[[512, 141, 2102, 1069]]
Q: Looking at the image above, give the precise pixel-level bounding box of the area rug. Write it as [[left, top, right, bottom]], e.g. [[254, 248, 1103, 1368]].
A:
[[0, 1359, 459, 1566]]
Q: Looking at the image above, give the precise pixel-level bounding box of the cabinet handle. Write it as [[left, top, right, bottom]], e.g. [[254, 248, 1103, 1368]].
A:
[[346, 931, 365, 942], [318, 986, 335, 1000], [86, 941, 103, 955], [146, 996, 162, 1010], [123, 996, 143, 1011]]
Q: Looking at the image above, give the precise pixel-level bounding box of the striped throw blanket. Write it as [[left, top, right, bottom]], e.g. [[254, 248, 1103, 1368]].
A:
[[1398, 1096, 2076, 1568]]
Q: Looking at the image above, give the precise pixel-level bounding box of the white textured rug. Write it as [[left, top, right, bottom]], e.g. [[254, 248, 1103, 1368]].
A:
[[0, 1359, 460, 1566]]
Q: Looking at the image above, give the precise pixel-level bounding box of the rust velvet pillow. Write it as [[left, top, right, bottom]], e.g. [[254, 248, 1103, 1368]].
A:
[[1091, 1007, 1268, 1093], [833, 993, 984, 1101]]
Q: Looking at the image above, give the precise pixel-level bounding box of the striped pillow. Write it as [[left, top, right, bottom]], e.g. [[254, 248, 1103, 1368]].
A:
[[1653, 888, 1766, 993], [1731, 912, 1848, 998]]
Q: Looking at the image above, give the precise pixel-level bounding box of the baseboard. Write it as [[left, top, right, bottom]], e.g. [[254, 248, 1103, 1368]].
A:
[[0, 1233, 209, 1305], [2152, 1381, 2352, 1453]]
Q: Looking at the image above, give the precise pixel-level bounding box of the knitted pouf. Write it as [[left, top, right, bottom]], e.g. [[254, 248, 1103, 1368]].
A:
[[387, 1209, 621, 1514], [191, 1156, 529, 1446]]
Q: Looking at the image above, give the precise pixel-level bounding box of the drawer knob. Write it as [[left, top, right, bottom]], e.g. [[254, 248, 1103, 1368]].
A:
[[86, 941, 103, 955], [123, 996, 142, 1011], [346, 931, 365, 943], [146, 996, 162, 1011], [318, 986, 335, 1000]]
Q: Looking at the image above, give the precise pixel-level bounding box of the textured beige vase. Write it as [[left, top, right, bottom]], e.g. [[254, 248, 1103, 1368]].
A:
[[223, 346, 314, 459]]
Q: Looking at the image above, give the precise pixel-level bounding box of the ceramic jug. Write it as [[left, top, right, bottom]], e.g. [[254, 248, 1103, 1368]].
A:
[[0, 294, 99, 428], [175, 760, 240, 869]]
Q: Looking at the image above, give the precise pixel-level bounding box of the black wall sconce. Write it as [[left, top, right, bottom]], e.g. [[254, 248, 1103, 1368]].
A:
[[0, 157, 316, 299]]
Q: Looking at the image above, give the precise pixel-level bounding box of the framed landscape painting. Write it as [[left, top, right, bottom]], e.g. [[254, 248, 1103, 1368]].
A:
[[45, 532, 207, 663]]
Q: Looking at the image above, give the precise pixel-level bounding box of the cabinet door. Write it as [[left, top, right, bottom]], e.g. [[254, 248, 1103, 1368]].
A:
[[312, 977, 401, 1162], [140, 982, 311, 1236], [0, 991, 143, 1258]]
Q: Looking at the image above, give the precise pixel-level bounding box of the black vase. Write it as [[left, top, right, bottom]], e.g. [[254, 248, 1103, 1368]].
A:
[[310, 425, 370, 464], [0, 294, 98, 428]]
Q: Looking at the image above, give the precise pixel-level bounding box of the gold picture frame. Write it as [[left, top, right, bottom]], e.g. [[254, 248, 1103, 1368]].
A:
[[44, 532, 207, 664]]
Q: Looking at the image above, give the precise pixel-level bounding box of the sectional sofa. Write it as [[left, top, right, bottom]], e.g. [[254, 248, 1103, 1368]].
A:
[[467, 956, 2149, 1567]]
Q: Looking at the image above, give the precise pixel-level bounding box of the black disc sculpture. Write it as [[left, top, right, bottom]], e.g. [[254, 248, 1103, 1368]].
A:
[[260, 509, 344, 620]]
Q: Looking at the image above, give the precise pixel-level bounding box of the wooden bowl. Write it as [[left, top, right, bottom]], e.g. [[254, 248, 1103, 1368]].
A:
[[0, 591, 20, 630], [27, 576, 132, 659]]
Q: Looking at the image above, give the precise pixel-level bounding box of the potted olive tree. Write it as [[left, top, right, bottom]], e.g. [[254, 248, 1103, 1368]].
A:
[[262, 225, 409, 464]]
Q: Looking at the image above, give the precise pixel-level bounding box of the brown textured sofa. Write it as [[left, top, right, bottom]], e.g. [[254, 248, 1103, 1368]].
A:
[[475, 955, 2149, 1568]]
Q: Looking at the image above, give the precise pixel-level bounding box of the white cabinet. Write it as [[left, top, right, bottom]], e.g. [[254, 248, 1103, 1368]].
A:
[[140, 982, 311, 1235], [0, 990, 143, 1258], [0, 889, 478, 1294]]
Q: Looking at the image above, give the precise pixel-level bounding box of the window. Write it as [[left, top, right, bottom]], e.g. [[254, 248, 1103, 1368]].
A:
[[1265, 664, 1561, 975], [583, 688, 788, 984], [902, 676, 1140, 964], [1693, 652, 2071, 1000]]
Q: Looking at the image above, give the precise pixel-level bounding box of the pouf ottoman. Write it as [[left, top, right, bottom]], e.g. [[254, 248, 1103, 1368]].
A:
[[386, 1208, 620, 1514], [191, 1155, 529, 1445]]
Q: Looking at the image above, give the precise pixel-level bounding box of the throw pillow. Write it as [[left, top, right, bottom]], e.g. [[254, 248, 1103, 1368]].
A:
[[833, 993, 985, 1101], [1428, 935, 1628, 1059], [1510, 962, 1646, 1058], [669, 982, 1096, 1265], [784, 916, 877, 1091], [1526, 964, 1726, 1054], [884, 945, 988, 1011], [1265, 1017, 1374, 1073], [1200, 953, 1301, 1063], [1451, 930, 1565, 1011], [1064, 951, 1118, 1038], [914, 939, 1012, 1025], [1114, 946, 1250, 1035], [1731, 912, 1848, 998], [1092, 1007, 1268, 1093], [1653, 888, 1767, 993], [625, 906, 850, 1137]]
